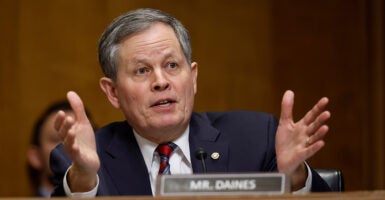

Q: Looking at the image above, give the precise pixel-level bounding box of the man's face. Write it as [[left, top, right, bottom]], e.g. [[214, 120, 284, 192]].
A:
[[102, 22, 198, 143]]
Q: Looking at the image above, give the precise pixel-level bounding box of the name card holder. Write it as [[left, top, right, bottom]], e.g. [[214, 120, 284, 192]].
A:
[[156, 173, 289, 196]]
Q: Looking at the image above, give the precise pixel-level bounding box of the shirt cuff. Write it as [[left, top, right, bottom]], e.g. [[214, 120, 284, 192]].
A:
[[292, 162, 312, 194], [63, 166, 99, 197]]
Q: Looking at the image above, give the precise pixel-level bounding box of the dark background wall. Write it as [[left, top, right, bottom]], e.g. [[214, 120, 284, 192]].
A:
[[0, 0, 383, 196]]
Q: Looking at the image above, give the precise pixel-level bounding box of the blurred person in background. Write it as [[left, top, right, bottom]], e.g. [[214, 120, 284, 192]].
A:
[[27, 100, 95, 197]]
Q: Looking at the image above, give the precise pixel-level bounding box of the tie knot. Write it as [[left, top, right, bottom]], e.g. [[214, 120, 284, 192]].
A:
[[156, 142, 177, 157]]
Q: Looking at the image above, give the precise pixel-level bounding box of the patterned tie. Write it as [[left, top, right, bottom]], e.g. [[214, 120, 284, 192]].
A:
[[156, 142, 177, 175]]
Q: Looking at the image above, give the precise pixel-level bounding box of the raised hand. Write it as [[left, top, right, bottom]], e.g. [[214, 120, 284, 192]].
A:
[[275, 90, 330, 189], [54, 91, 100, 192]]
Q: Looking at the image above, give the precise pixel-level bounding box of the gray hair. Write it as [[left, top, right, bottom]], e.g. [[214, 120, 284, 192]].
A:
[[98, 8, 192, 81]]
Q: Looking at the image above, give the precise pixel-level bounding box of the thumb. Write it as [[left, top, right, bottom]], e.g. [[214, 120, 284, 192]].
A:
[[280, 90, 295, 123], [66, 91, 88, 123]]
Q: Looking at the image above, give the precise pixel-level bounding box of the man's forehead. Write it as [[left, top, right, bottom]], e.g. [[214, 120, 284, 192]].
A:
[[119, 24, 183, 61], [121, 22, 177, 45]]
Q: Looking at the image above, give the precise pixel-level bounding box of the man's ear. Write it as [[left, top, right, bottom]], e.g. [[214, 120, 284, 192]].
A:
[[191, 62, 198, 95], [27, 146, 43, 170], [99, 77, 120, 109]]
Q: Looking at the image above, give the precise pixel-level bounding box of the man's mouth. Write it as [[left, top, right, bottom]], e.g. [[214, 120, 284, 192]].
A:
[[152, 99, 176, 107]]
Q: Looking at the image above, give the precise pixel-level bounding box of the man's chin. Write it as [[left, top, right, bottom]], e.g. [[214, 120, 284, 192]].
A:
[[150, 119, 188, 133]]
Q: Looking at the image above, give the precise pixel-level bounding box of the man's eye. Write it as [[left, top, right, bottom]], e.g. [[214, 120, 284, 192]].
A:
[[168, 62, 177, 68], [136, 67, 149, 74]]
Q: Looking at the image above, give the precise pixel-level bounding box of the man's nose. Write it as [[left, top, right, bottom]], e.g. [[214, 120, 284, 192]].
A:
[[151, 70, 169, 91]]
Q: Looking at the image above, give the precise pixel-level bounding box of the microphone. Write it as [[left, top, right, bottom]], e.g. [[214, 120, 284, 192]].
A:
[[195, 148, 208, 173]]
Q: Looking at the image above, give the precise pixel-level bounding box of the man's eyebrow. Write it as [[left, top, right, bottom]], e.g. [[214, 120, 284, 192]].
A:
[[130, 57, 149, 65], [129, 50, 179, 65], [164, 53, 175, 60], [163, 50, 182, 60]]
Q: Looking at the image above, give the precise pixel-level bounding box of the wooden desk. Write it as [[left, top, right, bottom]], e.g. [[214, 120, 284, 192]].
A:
[[108, 191, 385, 199], [4, 191, 385, 200], [129, 191, 384, 199]]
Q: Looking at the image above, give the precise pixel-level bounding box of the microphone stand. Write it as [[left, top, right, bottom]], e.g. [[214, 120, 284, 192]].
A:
[[195, 148, 207, 173]]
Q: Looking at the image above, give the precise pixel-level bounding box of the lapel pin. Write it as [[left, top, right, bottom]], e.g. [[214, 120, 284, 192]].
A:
[[211, 152, 220, 160]]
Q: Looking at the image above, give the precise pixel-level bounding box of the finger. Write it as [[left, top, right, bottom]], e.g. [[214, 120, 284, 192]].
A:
[[306, 111, 331, 136], [303, 97, 329, 125], [58, 116, 75, 141], [64, 125, 77, 151], [280, 90, 295, 123], [306, 125, 329, 146], [54, 110, 66, 131], [67, 91, 89, 123], [304, 140, 325, 159], [63, 129, 80, 160]]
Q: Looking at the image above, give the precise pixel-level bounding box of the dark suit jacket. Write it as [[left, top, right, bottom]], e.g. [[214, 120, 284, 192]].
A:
[[50, 111, 331, 196]]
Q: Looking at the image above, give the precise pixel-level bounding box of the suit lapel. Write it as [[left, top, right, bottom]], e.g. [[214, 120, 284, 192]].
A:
[[189, 113, 229, 173], [102, 123, 152, 195]]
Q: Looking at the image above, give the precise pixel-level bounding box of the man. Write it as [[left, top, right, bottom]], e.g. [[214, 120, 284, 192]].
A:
[[50, 8, 331, 197]]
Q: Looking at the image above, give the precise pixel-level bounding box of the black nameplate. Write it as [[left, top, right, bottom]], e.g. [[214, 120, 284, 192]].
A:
[[156, 173, 289, 196]]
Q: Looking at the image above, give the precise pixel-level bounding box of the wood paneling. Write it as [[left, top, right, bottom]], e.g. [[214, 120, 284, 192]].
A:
[[0, 0, 383, 196], [270, 0, 384, 190], [0, 0, 25, 196], [365, 0, 385, 189], [271, 0, 369, 190]]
